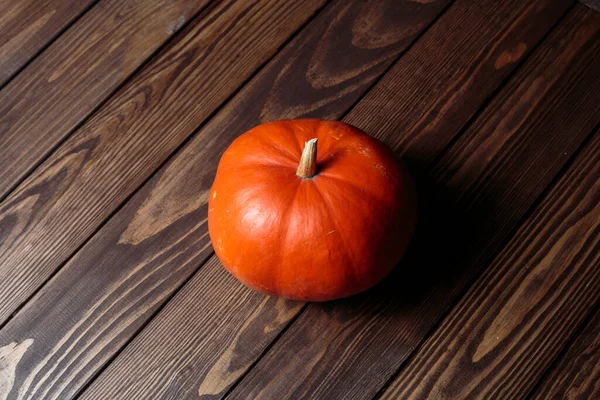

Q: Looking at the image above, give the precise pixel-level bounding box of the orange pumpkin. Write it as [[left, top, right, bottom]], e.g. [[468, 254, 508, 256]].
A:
[[208, 119, 417, 301]]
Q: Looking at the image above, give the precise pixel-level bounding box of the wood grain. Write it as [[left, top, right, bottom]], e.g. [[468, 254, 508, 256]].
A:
[[0, 0, 453, 398], [0, 0, 96, 86], [0, 0, 212, 201], [77, 0, 584, 398], [0, 0, 326, 327], [227, 5, 600, 400], [580, 0, 600, 12], [530, 305, 600, 399], [381, 130, 600, 398]]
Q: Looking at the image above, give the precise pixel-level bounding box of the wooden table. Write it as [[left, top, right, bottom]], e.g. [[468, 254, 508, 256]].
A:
[[1, 0, 599, 399]]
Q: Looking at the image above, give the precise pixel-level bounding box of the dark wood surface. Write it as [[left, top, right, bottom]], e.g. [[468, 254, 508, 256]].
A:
[[0, 0, 212, 201], [0, 0, 327, 325], [0, 0, 598, 399]]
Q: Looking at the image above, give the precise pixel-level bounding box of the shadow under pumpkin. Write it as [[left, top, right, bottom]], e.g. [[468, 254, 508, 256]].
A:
[[311, 152, 508, 320]]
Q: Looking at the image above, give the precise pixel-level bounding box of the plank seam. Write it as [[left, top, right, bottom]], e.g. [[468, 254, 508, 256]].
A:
[[221, 302, 312, 399], [579, 0, 600, 12], [336, 0, 458, 122]]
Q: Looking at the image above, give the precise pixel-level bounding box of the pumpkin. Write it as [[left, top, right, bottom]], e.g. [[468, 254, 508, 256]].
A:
[[208, 119, 417, 301]]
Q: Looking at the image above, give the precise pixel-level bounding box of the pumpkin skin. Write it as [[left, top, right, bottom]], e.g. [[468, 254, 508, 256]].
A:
[[208, 119, 417, 301]]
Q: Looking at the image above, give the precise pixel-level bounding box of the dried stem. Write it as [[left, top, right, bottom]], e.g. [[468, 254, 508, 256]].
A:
[[296, 138, 318, 178]]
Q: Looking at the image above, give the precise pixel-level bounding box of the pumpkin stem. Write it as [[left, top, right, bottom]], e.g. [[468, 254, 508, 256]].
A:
[[296, 138, 318, 178]]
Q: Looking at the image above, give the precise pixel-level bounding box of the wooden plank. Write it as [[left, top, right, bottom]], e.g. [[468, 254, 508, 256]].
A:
[[78, 0, 582, 398], [0, 0, 328, 326], [0, 1, 453, 398], [0, 0, 96, 86], [0, 0, 213, 201], [381, 130, 600, 398], [530, 306, 600, 399], [227, 5, 600, 400]]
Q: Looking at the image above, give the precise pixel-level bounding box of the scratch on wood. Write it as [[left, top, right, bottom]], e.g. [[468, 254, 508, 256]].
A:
[[494, 42, 527, 69], [167, 16, 186, 35]]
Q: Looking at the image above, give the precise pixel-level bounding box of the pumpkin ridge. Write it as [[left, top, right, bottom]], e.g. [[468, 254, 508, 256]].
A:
[[246, 131, 300, 162], [275, 180, 302, 297], [311, 181, 359, 289], [318, 173, 390, 207], [223, 161, 297, 173]]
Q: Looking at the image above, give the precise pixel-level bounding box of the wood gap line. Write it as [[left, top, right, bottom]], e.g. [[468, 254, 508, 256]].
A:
[[69, 259, 226, 398], [373, 119, 600, 400], [370, 3, 583, 398], [525, 301, 600, 399], [0, 0, 102, 92], [579, 0, 600, 12], [62, 2, 335, 397], [0, 0, 223, 205], [525, 295, 600, 397]]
